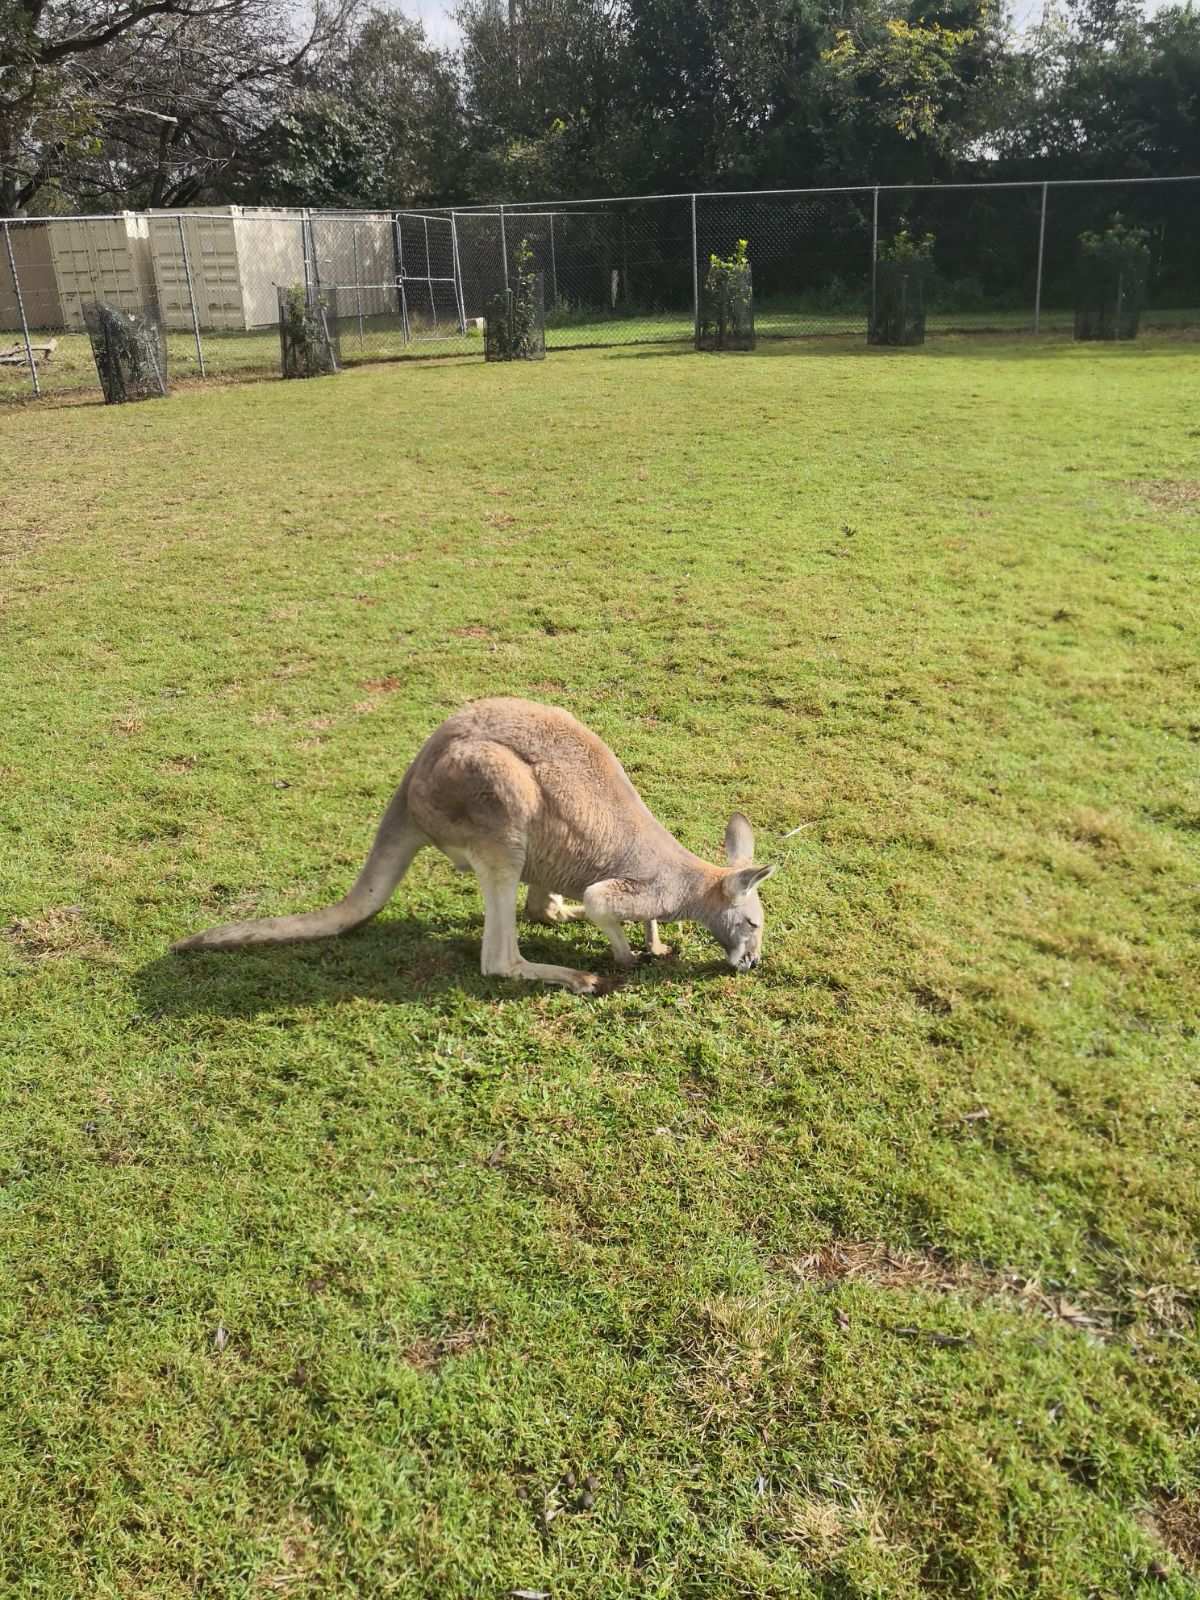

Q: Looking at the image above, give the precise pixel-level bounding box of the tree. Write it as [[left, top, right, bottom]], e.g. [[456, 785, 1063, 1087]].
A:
[[819, 0, 1015, 179], [456, 0, 632, 197], [999, 2, 1200, 177], [0, 0, 356, 215], [259, 9, 464, 208]]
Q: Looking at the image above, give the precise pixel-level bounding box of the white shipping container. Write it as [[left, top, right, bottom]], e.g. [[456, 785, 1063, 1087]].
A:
[[149, 207, 307, 332], [48, 214, 155, 330], [0, 221, 64, 330]]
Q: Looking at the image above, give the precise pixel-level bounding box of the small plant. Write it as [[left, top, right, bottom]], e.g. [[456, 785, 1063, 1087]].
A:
[[698, 238, 755, 351], [877, 224, 936, 266], [1078, 214, 1151, 272], [870, 223, 934, 346], [485, 239, 546, 362], [278, 282, 339, 378], [1076, 214, 1151, 341], [509, 238, 543, 360]]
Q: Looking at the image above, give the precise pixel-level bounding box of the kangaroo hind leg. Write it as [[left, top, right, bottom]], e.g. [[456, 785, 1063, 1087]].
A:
[[474, 853, 611, 996]]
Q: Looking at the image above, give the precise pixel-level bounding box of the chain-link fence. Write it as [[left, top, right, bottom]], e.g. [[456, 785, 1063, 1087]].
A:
[[2, 178, 1197, 401]]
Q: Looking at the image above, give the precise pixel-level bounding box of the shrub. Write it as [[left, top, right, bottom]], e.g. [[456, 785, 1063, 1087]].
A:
[[698, 238, 755, 351]]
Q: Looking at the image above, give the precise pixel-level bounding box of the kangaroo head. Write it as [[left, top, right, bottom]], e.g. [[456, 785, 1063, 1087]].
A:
[[704, 812, 776, 971]]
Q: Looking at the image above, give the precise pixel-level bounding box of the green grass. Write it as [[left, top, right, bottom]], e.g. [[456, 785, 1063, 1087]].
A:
[[7, 302, 1198, 402], [2, 334, 1199, 1598]]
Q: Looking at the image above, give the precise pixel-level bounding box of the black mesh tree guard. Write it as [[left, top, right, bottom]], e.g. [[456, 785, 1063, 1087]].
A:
[[484, 271, 545, 361], [869, 260, 928, 345], [484, 291, 513, 361], [83, 302, 168, 403], [697, 262, 755, 351], [1074, 251, 1147, 341], [278, 284, 340, 377]]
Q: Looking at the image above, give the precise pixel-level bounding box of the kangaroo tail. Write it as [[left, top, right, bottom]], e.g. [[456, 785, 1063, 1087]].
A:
[[172, 785, 424, 953]]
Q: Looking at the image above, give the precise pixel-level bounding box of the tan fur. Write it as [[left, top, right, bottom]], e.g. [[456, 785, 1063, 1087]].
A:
[[173, 698, 775, 995]]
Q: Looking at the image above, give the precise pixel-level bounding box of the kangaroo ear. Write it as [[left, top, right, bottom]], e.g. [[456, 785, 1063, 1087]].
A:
[[724, 812, 755, 866], [722, 863, 776, 904]]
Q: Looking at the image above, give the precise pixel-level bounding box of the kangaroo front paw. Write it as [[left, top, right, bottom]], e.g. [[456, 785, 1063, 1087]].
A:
[[638, 944, 676, 963]]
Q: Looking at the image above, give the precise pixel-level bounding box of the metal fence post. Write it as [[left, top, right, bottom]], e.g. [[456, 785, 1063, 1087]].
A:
[[870, 186, 880, 331], [498, 202, 509, 288], [352, 222, 364, 346], [3, 223, 40, 398], [1034, 181, 1048, 334], [176, 215, 205, 377], [305, 210, 321, 288], [449, 211, 467, 332], [691, 193, 700, 345], [549, 213, 558, 310]]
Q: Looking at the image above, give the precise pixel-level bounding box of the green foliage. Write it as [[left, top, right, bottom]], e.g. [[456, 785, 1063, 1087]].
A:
[[823, 12, 984, 145], [278, 282, 337, 379], [509, 236, 541, 358], [1075, 214, 1152, 341], [878, 223, 937, 265], [2, 336, 1200, 1595], [699, 237, 755, 351], [1079, 213, 1153, 271], [486, 238, 545, 362]]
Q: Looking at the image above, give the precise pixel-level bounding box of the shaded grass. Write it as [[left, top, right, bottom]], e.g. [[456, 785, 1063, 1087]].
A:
[[1, 334, 1199, 1597]]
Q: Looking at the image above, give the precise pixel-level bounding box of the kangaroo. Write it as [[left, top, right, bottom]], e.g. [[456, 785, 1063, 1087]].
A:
[[173, 697, 776, 995]]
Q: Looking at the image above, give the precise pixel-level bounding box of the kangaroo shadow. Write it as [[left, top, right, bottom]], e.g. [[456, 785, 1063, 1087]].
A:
[[132, 911, 738, 1022]]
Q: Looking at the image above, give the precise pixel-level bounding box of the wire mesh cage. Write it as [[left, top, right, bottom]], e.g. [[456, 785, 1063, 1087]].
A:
[[484, 272, 546, 362], [484, 291, 513, 361], [1074, 232, 1149, 340], [697, 194, 871, 340], [697, 258, 754, 351], [869, 261, 929, 346], [277, 284, 340, 377], [82, 301, 168, 403]]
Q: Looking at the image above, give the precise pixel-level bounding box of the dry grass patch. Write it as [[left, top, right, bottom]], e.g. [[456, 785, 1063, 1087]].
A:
[[783, 1240, 1122, 1337], [1128, 478, 1200, 511], [400, 1322, 490, 1372], [257, 1513, 321, 1593], [6, 904, 102, 960], [1151, 1493, 1200, 1576]]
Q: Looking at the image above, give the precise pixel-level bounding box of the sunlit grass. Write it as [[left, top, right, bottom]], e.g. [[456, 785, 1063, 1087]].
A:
[[2, 334, 1198, 1597]]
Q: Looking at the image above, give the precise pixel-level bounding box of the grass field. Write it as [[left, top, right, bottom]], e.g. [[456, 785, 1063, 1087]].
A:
[[5, 302, 1198, 402], [2, 333, 1199, 1597]]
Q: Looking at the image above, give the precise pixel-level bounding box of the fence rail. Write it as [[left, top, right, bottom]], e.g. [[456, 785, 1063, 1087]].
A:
[[2, 177, 1197, 401]]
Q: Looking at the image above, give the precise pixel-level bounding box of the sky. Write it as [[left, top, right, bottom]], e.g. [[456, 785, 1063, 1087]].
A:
[[411, 0, 460, 45], [406, 0, 1171, 50]]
